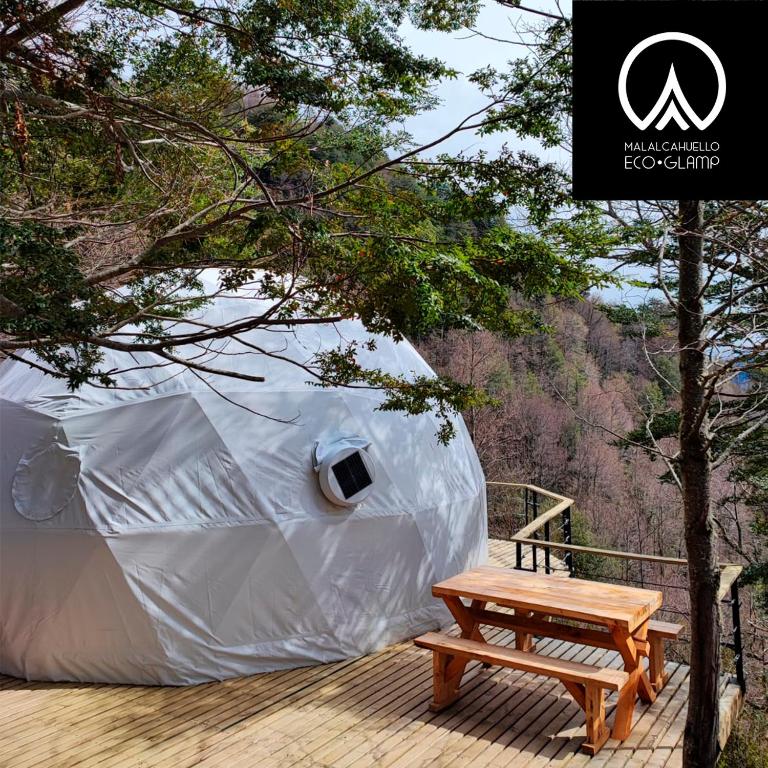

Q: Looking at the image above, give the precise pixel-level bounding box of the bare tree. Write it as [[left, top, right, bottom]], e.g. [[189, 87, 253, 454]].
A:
[[602, 199, 768, 767]]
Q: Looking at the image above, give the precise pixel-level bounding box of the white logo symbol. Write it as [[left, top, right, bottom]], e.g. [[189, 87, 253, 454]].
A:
[[618, 32, 726, 131]]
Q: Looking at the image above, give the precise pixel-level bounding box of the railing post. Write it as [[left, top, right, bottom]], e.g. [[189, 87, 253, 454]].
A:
[[544, 520, 551, 574], [730, 580, 746, 692], [562, 504, 574, 577], [515, 541, 522, 570], [531, 490, 539, 572]]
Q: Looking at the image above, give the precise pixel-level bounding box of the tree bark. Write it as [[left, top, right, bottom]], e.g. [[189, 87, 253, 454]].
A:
[[677, 199, 721, 768]]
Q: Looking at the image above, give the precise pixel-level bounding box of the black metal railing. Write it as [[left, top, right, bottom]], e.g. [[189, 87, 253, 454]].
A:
[[502, 485, 575, 577], [562, 504, 574, 576], [725, 579, 747, 693]]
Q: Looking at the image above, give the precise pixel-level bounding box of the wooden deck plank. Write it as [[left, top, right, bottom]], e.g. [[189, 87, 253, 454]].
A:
[[263, 630, 530, 768], [418, 676, 578, 768], [497, 655, 628, 768], [277, 636, 521, 768], [0, 539, 739, 768], [9, 654, 382, 768], [489, 651, 627, 768], [663, 747, 683, 768], [82, 647, 410, 768], [655, 680, 691, 750], [325, 631, 566, 768], [8, 659, 361, 768], [427, 644, 611, 768], [197, 637, 478, 768], [237, 630, 518, 765], [178, 635, 506, 768], [546, 663, 690, 768], [382, 640, 593, 768], [318, 636, 549, 768], [426, 645, 612, 768], [289, 630, 546, 768], [636, 667, 690, 751], [609, 665, 689, 753]]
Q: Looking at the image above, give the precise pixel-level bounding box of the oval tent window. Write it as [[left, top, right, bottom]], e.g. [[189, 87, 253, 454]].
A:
[[12, 441, 81, 521]]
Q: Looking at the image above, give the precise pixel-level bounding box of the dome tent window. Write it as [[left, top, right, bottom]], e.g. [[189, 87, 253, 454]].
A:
[[12, 439, 81, 521]]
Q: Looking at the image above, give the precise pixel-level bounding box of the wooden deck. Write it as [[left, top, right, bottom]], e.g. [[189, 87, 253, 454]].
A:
[[0, 539, 741, 768]]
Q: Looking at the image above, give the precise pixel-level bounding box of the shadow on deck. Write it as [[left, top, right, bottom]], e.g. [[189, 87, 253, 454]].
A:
[[0, 540, 742, 768]]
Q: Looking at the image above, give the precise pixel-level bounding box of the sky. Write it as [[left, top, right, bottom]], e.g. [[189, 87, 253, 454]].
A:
[[398, 1, 656, 306], [399, 2, 523, 158]]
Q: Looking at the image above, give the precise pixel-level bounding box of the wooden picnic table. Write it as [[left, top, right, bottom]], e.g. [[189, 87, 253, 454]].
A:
[[416, 565, 669, 755]]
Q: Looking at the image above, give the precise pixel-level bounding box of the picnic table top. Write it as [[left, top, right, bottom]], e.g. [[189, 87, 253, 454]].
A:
[[432, 565, 663, 631]]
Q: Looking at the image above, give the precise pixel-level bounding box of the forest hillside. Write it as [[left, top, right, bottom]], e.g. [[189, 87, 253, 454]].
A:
[[418, 295, 767, 746]]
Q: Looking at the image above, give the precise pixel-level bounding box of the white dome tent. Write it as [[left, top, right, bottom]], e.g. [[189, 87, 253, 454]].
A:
[[0, 271, 487, 685]]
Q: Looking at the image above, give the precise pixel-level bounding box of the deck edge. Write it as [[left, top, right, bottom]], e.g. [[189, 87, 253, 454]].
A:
[[718, 681, 744, 751]]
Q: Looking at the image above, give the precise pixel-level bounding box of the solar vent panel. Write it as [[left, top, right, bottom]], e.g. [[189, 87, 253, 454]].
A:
[[331, 451, 373, 499]]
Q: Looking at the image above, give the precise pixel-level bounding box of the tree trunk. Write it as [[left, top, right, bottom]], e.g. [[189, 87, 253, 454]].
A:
[[677, 199, 721, 768]]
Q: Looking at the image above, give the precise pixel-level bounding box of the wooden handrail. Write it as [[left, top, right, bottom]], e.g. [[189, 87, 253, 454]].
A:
[[510, 536, 742, 582], [486, 481, 574, 539], [514, 503, 570, 539], [489, 482, 743, 594], [486, 481, 574, 504], [511, 536, 688, 566], [717, 565, 743, 601]]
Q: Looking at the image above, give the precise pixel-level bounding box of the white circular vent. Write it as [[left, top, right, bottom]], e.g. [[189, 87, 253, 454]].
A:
[[317, 446, 376, 508], [12, 441, 81, 521]]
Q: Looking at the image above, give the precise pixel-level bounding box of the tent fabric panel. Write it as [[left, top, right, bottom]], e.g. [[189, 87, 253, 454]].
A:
[[0, 530, 169, 684]]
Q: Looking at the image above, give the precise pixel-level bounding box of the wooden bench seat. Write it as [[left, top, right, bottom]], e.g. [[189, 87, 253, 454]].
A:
[[415, 631, 629, 755], [647, 620, 683, 639], [647, 620, 683, 691], [415, 632, 628, 689]]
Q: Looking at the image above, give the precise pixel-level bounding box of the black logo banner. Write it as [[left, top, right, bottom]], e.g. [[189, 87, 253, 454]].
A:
[[572, 0, 768, 200]]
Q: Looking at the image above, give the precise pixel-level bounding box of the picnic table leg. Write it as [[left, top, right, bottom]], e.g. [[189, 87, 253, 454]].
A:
[[430, 650, 466, 711], [514, 609, 535, 652], [649, 634, 669, 692], [429, 597, 487, 711], [612, 667, 640, 741], [633, 622, 656, 704], [582, 683, 610, 755], [610, 623, 654, 741]]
